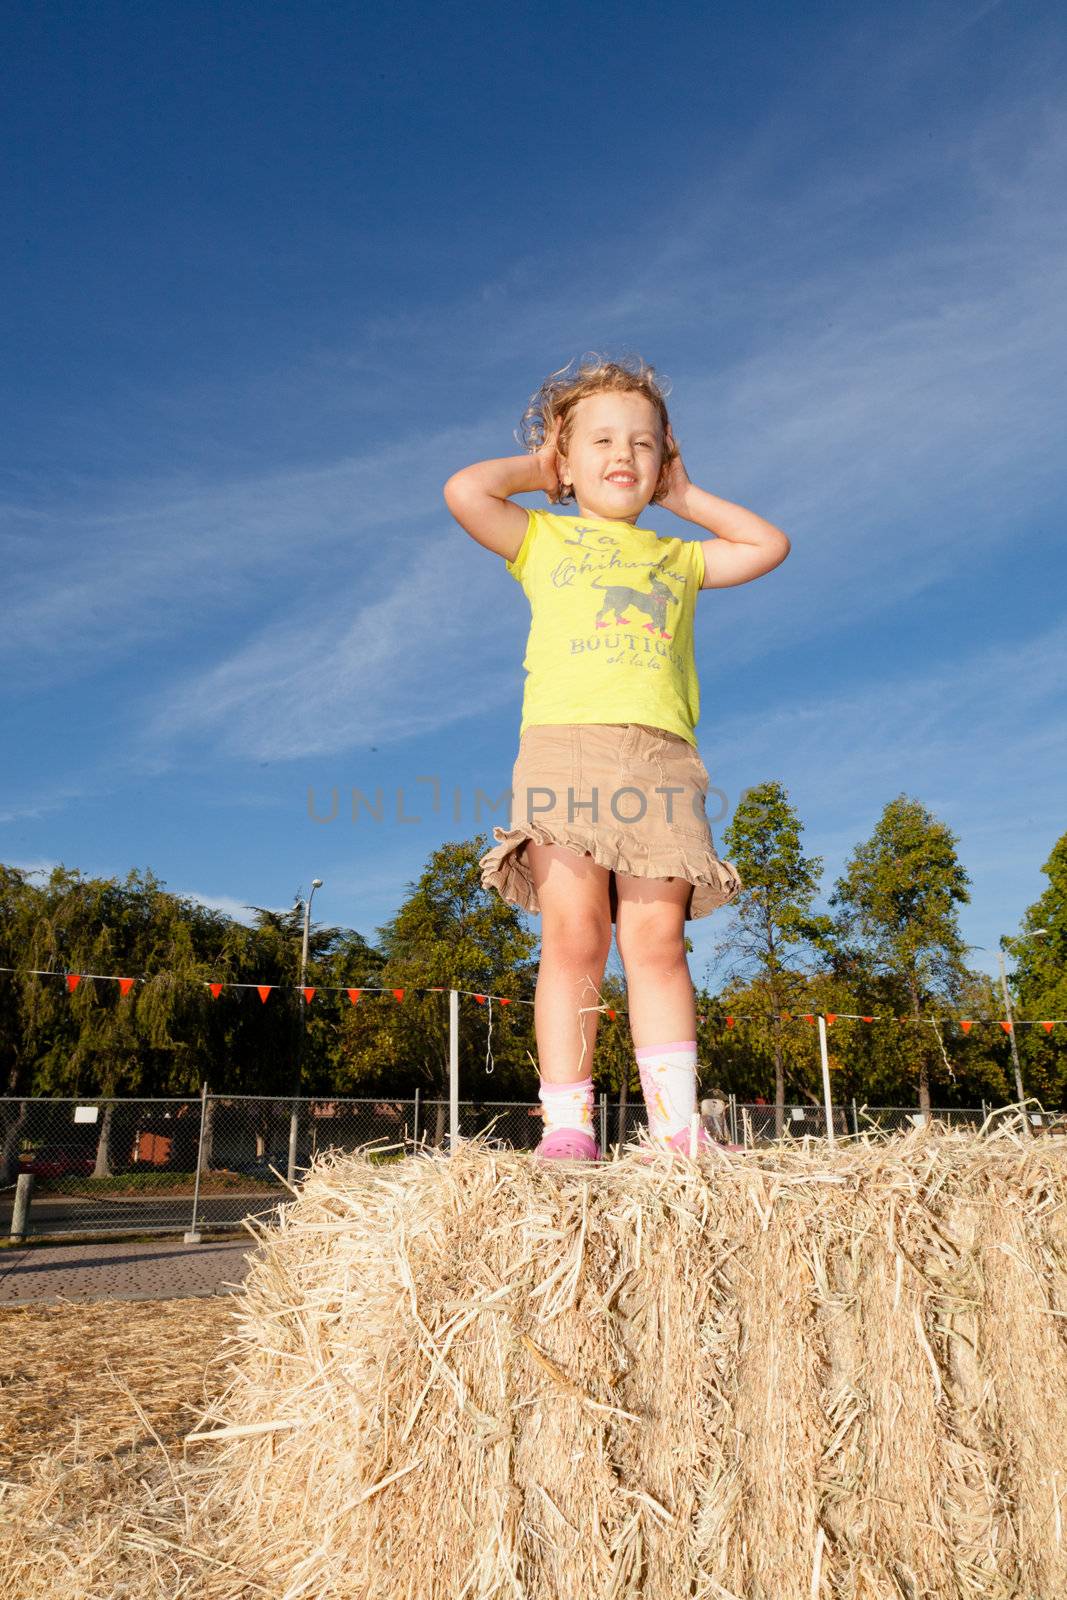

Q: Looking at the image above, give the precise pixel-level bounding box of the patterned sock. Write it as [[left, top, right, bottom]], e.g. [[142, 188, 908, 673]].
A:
[[539, 1075, 595, 1139], [636, 1040, 698, 1144]]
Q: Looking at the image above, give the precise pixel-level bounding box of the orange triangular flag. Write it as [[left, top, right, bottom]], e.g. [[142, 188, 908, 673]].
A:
[[392, 988, 405, 1002], [803, 1013, 815, 1024], [499, 997, 511, 1006], [781, 1012, 791, 1021], [347, 988, 361, 1005], [826, 1013, 837, 1026], [1042, 1021, 1054, 1034], [607, 1008, 616, 1021], [862, 1015, 873, 1023], [209, 983, 223, 999], [257, 985, 272, 1004], [474, 994, 486, 1004], [960, 1020, 973, 1034], [66, 974, 81, 993], [118, 977, 135, 997], [303, 988, 315, 1004], [726, 1015, 734, 1027], [1000, 1020, 1012, 1034]]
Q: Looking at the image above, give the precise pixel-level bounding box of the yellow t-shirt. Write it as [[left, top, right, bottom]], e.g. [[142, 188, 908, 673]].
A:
[[506, 509, 706, 745]]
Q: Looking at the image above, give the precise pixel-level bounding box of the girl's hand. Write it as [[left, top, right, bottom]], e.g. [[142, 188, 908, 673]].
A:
[[532, 416, 563, 501], [656, 428, 694, 517]]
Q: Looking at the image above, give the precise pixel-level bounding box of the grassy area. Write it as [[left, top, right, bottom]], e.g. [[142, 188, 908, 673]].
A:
[[31, 1169, 281, 1197], [30, 1150, 406, 1196]]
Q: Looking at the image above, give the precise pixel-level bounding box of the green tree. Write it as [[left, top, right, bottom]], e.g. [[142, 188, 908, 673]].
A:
[[830, 796, 971, 1113], [0, 866, 44, 1179], [719, 783, 836, 1134], [1005, 831, 1067, 1108]]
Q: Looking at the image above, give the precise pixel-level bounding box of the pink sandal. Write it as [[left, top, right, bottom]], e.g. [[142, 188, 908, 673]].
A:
[[535, 1128, 601, 1162], [639, 1125, 746, 1162]]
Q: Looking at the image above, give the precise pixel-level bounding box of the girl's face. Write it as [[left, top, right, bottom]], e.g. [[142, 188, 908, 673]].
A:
[[559, 391, 664, 523]]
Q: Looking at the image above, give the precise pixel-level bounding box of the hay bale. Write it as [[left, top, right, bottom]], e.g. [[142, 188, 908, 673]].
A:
[[177, 1129, 1067, 1600], [2, 1129, 1066, 1598]]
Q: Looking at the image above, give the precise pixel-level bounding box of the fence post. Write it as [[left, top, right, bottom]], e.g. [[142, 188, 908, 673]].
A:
[[981, 1098, 988, 1129], [729, 1093, 738, 1146], [185, 1084, 207, 1244], [10, 1173, 34, 1241], [449, 989, 460, 1153], [413, 1087, 420, 1149], [287, 1100, 301, 1186], [851, 1097, 859, 1138], [600, 1092, 608, 1153], [816, 1016, 837, 1147]]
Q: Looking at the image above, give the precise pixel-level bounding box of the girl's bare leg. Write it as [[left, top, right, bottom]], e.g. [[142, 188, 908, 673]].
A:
[[613, 873, 695, 1046], [526, 842, 613, 1084]]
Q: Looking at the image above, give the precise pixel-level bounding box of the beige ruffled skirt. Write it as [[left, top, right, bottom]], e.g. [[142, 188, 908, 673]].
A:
[[479, 723, 743, 922]]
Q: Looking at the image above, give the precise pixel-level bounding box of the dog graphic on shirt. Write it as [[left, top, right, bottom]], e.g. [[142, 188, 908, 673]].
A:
[[590, 571, 678, 640]]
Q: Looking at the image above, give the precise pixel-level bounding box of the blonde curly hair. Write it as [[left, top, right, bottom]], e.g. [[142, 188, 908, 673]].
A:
[[518, 353, 678, 506]]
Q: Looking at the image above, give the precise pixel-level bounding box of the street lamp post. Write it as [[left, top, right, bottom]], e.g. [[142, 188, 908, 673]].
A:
[[996, 947, 1028, 1123], [289, 878, 324, 1184], [969, 931, 1047, 1135], [300, 879, 323, 996]]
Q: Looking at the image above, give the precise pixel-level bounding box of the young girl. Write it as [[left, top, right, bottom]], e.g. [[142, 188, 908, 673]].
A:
[[444, 356, 790, 1160]]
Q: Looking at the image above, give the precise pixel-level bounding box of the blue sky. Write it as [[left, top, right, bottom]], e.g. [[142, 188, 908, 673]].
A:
[[3, 0, 1065, 995]]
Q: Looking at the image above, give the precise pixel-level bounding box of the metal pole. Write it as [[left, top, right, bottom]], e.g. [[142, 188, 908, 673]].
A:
[[600, 1092, 608, 1153], [185, 1083, 207, 1244], [449, 989, 460, 1152], [290, 879, 323, 1183], [10, 1173, 33, 1241], [817, 1016, 837, 1147], [728, 1092, 738, 1146], [851, 1097, 860, 1138], [997, 949, 1031, 1135], [413, 1086, 420, 1149]]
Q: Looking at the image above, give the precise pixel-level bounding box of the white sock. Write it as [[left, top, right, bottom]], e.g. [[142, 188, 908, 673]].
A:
[[539, 1075, 595, 1138], [636, 1040, 697, 1144]]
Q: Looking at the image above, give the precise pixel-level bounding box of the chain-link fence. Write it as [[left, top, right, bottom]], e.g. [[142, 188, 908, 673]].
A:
[[2, 1094, 1064, 1242]]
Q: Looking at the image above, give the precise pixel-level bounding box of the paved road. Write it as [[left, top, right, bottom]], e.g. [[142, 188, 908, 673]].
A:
[[0, 1189, 290, 1239], [0, 1237, 256, 1304]]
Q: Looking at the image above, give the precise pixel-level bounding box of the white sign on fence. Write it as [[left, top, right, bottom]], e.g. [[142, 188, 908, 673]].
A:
[[73, 1105, 100, 1123]]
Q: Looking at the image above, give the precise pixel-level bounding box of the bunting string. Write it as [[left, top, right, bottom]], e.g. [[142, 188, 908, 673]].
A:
[[0, 968, 1060, 1033]]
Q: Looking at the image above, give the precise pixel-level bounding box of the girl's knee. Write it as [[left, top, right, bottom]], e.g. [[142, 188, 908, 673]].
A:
[[541, 909, 612, 970], [616, 917, 687, 972]]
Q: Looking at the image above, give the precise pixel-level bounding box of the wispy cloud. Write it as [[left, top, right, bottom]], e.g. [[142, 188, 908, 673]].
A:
[[142, 528, 525, 759], [178, 888, 293, 924], [0, 422, 502, 684], [714, 617, 1067, 830], [4, 857, 61, 879], [0, 787, 90, 825]]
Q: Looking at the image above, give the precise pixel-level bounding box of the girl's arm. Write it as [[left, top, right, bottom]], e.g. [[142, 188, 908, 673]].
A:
[[444, 428, 561, 561], [657, 433, 791, 588]]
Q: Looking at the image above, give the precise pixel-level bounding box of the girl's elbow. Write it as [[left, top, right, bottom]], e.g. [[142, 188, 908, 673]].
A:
[[443, 471, 473, 515]]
